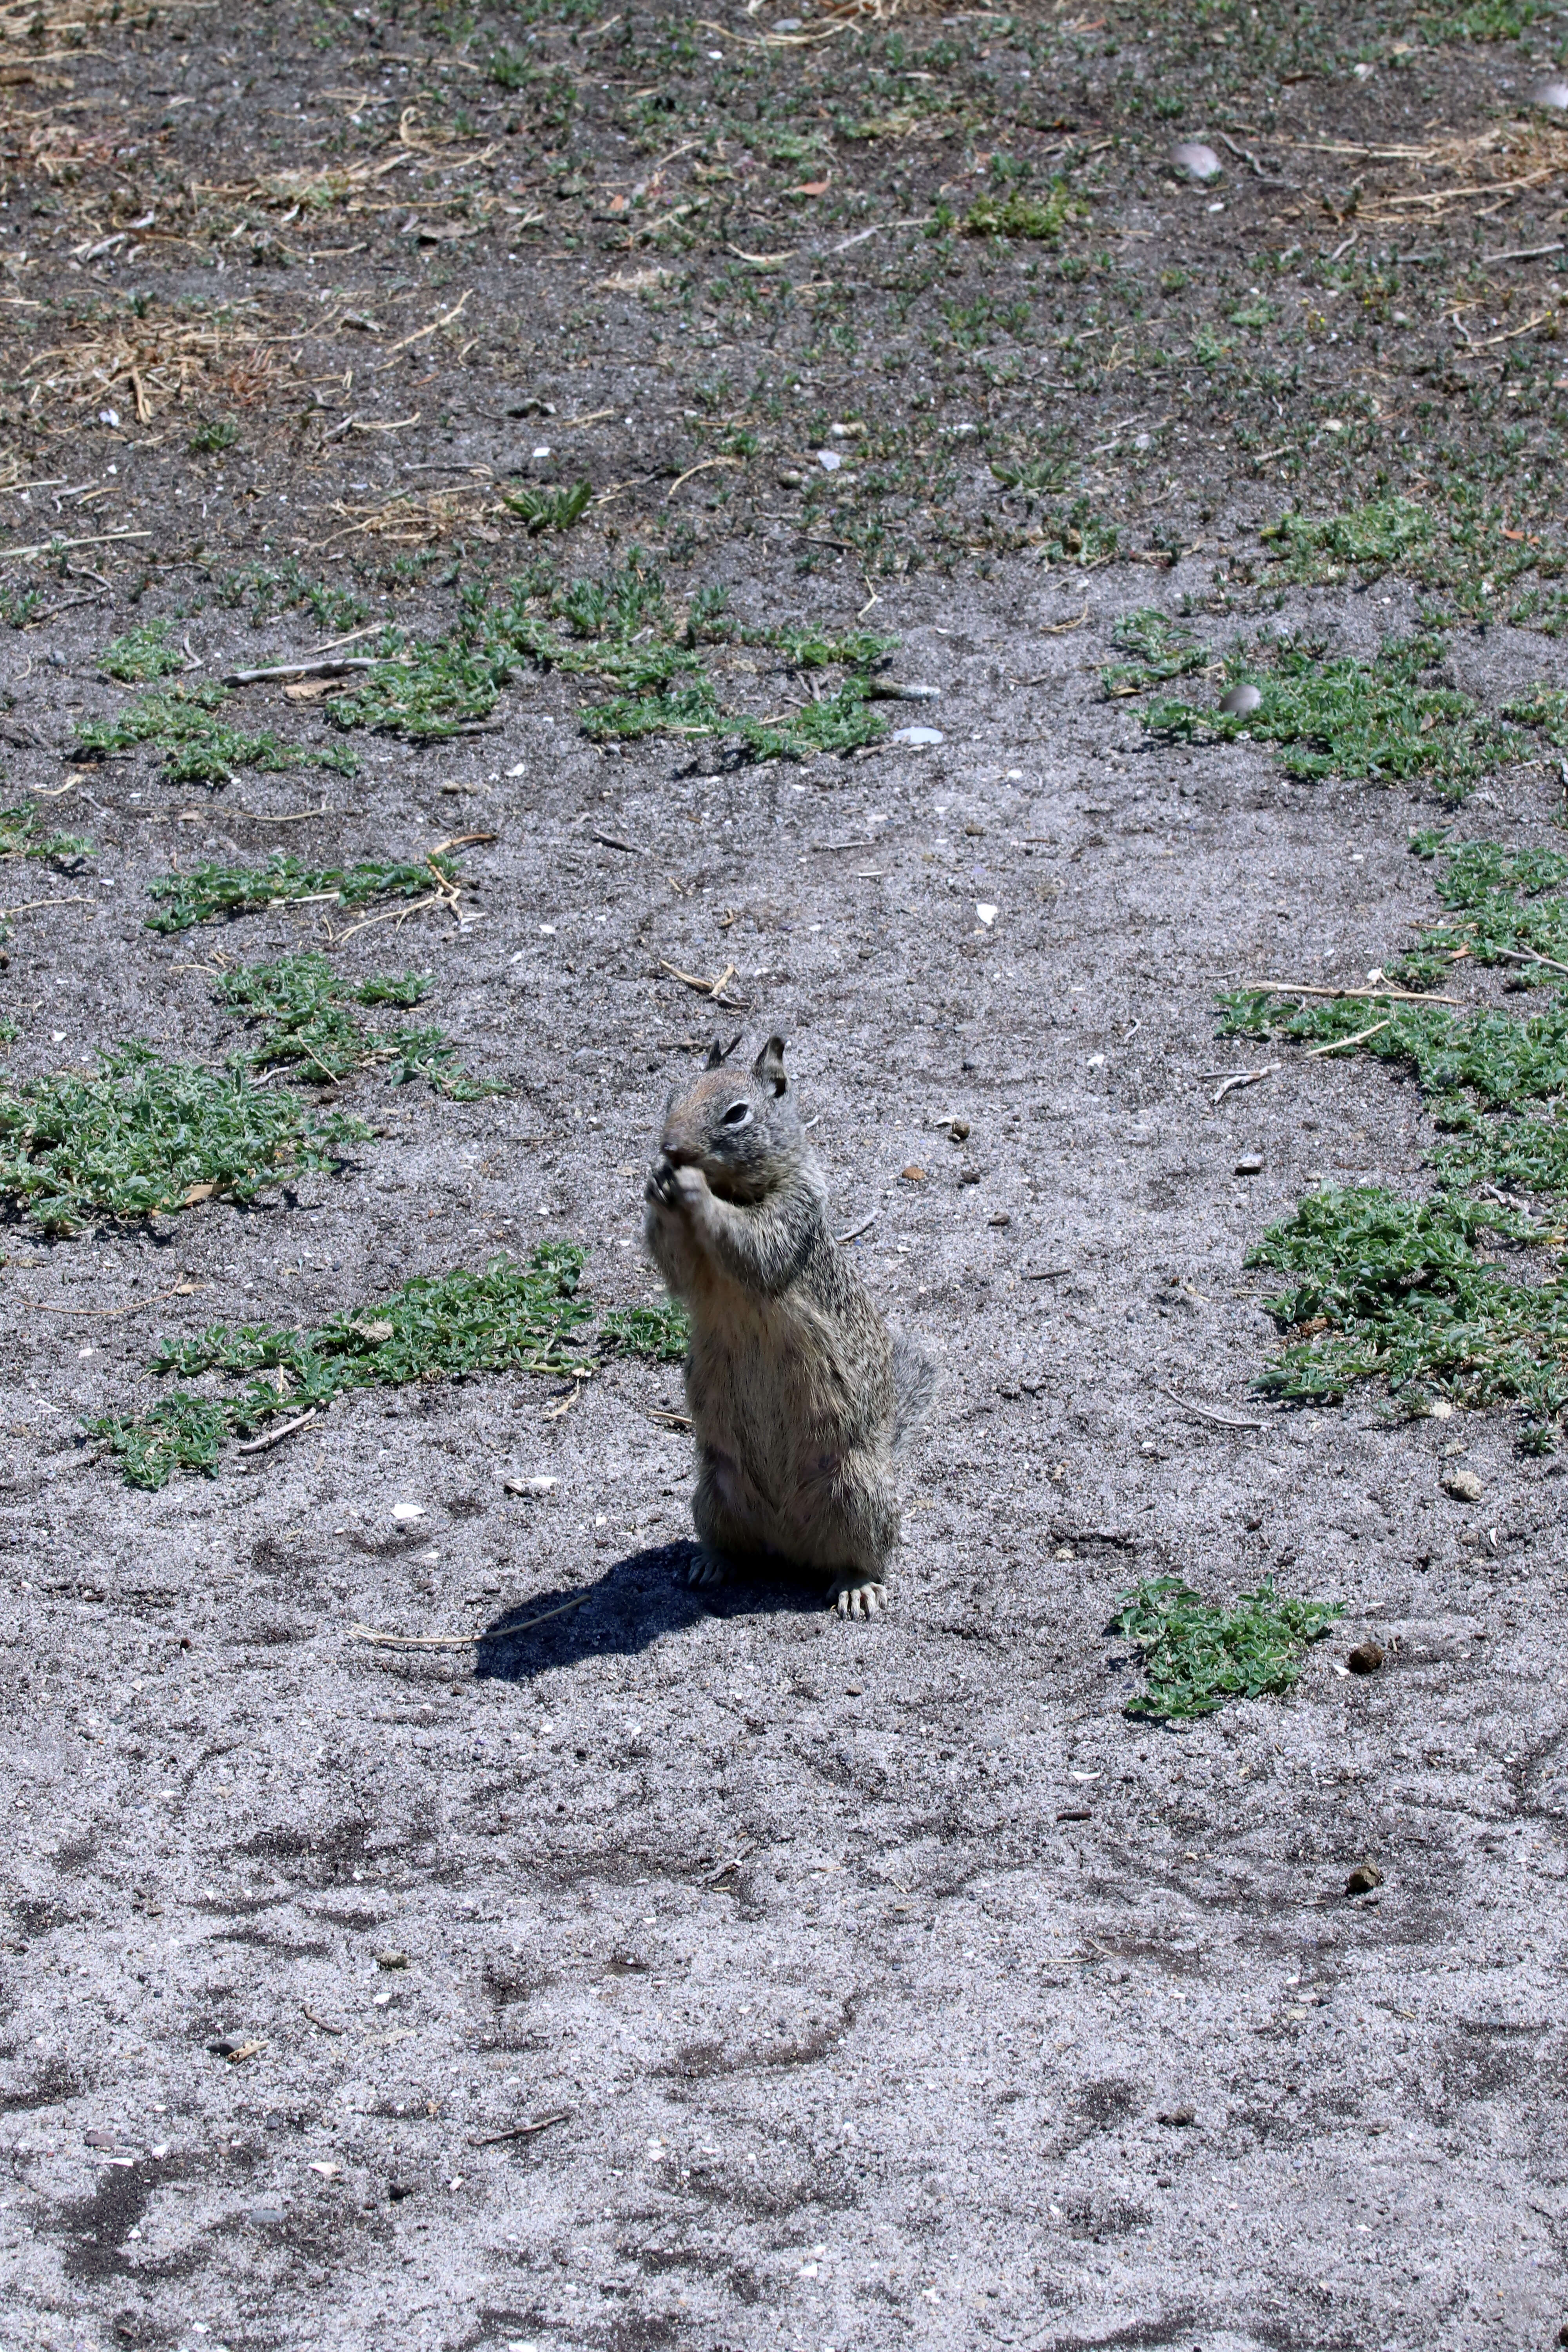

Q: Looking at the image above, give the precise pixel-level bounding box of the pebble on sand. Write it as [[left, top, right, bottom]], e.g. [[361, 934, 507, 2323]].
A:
[[1169, 141, 1221, 181]]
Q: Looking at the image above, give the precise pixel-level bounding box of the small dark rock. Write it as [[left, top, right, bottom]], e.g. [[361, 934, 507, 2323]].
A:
[[1234, 1152, 1265, 1176], [1156, 2105, 1196, 2126], [1345, 1861, 1384, 1896], [388, 2180, 414, 2202], [1346, 1640, 1385, 1674]]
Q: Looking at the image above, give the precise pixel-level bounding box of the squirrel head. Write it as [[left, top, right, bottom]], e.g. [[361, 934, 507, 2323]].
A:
[[658, 1033, 804, 1203]]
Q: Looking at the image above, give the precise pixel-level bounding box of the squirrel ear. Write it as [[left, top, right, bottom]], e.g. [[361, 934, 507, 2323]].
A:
[[704, 1037, 726, 1070], [752, 1034, 788, 1097]]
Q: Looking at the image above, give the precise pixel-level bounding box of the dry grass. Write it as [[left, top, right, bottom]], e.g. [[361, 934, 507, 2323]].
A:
[[1294, 117, 1568, 223], [321, 486, 503, 547], [22, 307, 287, 423]]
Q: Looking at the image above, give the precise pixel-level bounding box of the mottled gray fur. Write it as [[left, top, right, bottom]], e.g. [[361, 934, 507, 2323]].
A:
[[642, 1034, 934, 1617]]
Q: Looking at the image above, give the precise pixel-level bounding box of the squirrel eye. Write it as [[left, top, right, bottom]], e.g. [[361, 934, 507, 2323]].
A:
[[720, 1101, 752, 1127]]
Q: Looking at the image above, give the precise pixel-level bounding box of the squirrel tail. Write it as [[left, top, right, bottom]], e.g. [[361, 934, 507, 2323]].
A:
[[890, 1331, 936, 1456]]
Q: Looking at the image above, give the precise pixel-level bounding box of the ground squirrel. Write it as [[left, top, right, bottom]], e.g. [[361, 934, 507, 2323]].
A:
[[642, 1034, 934, 1618]]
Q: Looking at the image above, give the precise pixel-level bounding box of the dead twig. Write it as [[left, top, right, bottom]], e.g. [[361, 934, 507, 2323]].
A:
[[224, 657, 381, 685], [591, 829, 644, 854], [468, 2109, 570, 2149], [659, 958, 750, 1009], [1204, 1062, 1280, 1105], [301, 2005, 346, 2035], [1040, 600, 1091, 634], [1306, 1018, 1391, 1058], [835, 1209, 879, 1244], [350, 1594, 590, 1649], [236, 1407, 320, 1456], [1245, 980, 1464, 1006], [1161, 1386, 1269, 1432]]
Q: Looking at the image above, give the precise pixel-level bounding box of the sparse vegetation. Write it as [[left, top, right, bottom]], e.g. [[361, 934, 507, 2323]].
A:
[[74, 683, 358, 786], [1113, 1575, 1343, 1720], [601, 1299, 691, 1361], [99, 620, 185, 683], [91, 1246, 597, 1486], [144, 849, 464, 935], [0, 1044, 369, 1234], [214, 953, 498, 1098]]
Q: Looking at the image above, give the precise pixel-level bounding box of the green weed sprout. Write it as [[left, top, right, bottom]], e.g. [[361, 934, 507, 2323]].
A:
[[501, 480, 593, 533], [1113, 1576, 1341, 1719], [0, 803, 91, 866], [100, 621, 185, 683], [601, 1299, 691, 1361], [145, 850, 461, 935], [0, 1044, 370, 1234], [214, 953, 497, 1097], [91, 1247, 597, 1486]]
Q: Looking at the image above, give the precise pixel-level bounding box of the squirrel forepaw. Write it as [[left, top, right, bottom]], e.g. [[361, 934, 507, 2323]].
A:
[[829, 1576, 886, 1621], [645, 1155, 709, 1215]]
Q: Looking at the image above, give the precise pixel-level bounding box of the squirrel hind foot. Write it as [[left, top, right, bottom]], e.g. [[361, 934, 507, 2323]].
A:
[[686, 1549, 733, 1590], [828, 1575, 886, 1621]]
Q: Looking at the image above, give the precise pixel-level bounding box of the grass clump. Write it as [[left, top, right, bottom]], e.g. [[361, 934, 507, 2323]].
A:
[[501, 479, 592, 533], [600, 1298, 690, 1360], [0, 802, 91, 866], [91, 1246, 596, 1486], [0, 1044, 369, 1234], [217, 560, 369, 635], [1146, 630, 1517, 797], [1259, 496, 1434, 585], [145, 848, 461, 935], [964, 182, 1076, 241], [1100, 608, 1209, 699], [1112, 1575, 1342, 1720], [74, 683, 358, 787], [1247, 1185, 1568, 1417], [1399, 829, 1568, 989], [1217, 984, 1568, 1116], [214, 953, 497, 1098], [0, 585, 43, 628], [100, 620, 185, 683]]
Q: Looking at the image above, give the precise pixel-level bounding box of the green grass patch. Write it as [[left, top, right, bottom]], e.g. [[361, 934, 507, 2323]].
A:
[[318, 553, 894, 759], [1146, 630, 1519, 797], [0, 802, 91, 866], [500, 479, 593, 533], [145, 849, 462, 935], [0, 585, 43, 628], [964, 183, 1076, 242], [75, 682, 358, 787], [214, 952, 498, 1098], [1100, 608, 1209, 699], [600, 1298, 690, 1360], [90, 1245, 596, 1486], [1399, 829, 1568, 989], [1217, 984, 1568, 1115], [217, 560, 369, 635], [1247, 1185, 1568, 1419], [1112, 1575, 1342, 1720], [1259, 496, 1434, 585], [0, 1044, 369, 1234], [100, 621, 185, 683]]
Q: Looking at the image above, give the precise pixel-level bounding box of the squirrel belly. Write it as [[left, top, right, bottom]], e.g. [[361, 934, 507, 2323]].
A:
[[679, 1252, 898, 1569]]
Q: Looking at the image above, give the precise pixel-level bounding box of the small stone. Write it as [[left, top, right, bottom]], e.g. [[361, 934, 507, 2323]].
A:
[[989, 1212, 1011, 1227], [392, 1502, 425, 1522], [1156, 2105, 1196, 2126], [815, 448, 843, 472], [976, 902, 998, 927], [1345, 1861, 1383, 1896], [98, 407, 121, 428], [888, 725, 945, 748], [901, 1164, 926, 1182], [1220, 682, 1261, 716], [959, 1167, 982, 1185], [1169, 141, 1221, 181], [776, 468, 804, 488], [1346, 1640, 1385, 1674], [1234, 1152, 1265, 1175], [388, 2180, 414, 2202], [504, 1474, 558, 1499], [250, 2201, 285, 2225], [376, 1949, 409, 1970], [1531, 77, 1568, 107], [1443, 1468, 1483, 1503], [869, 680, 941, 701]]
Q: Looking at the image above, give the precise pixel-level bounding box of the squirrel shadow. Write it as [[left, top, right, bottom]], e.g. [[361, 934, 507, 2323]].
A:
[[472, 1541, 822, 1682]]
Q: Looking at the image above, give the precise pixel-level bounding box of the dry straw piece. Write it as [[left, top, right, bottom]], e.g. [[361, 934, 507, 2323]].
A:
[[23, 308, 285, 423]]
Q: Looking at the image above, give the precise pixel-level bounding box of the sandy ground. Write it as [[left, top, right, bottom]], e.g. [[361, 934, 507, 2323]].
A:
[[2, 3, 1568, 2346]]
